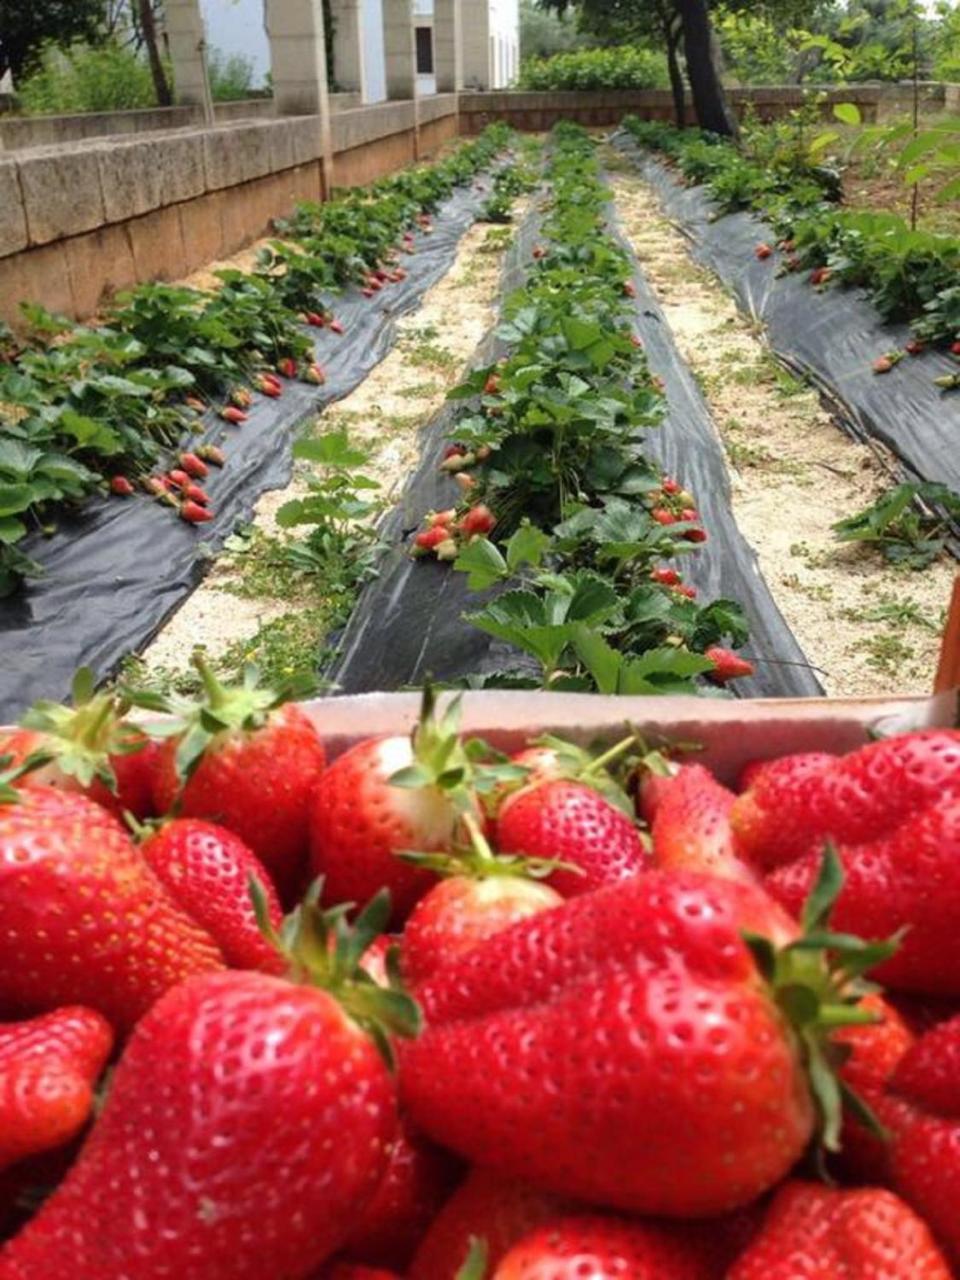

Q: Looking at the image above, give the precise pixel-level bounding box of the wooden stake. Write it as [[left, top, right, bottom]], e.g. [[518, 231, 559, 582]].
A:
[[934, 575, 960, 693]]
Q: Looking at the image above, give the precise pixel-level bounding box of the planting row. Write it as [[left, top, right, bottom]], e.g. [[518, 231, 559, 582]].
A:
[[334, 123, 761, 698], [0, 132, 536, 721], [0, 124, 513, 600], [618, 118, 960, 567]]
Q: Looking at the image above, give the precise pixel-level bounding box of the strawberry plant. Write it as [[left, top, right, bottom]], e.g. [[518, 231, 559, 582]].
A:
[[832, 481, 960, 567]]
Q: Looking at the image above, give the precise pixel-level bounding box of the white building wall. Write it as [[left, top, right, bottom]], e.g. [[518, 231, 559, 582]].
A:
[[487, 0, 518, 88], [361, 0, 388, 101]]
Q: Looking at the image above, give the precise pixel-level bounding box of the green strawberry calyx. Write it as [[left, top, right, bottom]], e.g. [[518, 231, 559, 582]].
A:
[[389, 683, 529, 818], [398, 809, 583, 884], [455, 1238, 489, 1280], [743, 844, 900, 1154], [17, 667, 140, 794], [251, 876, 421, 1068], [126, 650, 314, 784]]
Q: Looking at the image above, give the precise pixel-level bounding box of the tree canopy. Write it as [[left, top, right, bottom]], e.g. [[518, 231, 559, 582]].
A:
[[0, 0, 106, 81]]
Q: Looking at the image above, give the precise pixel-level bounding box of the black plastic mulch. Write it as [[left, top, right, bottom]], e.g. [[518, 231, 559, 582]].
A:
[[612, 132, 960, 496], [0, 177, 499, 721], [329, 178, 822, 700]]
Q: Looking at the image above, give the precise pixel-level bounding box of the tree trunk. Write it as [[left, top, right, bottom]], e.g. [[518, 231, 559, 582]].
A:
[[665, 20, 686, 127], [138, 0, 172, 106], [673, 0, 737, 138]]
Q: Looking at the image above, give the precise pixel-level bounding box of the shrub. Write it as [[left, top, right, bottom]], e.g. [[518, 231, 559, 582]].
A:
[[16, 41, 158, 115], [518, 46, 668, 92], [207, 48, 256, 102]]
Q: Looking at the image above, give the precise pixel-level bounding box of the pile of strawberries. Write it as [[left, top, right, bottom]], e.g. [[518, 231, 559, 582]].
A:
[[109, 350, 336, 527], [1, 667, 960, 1279]]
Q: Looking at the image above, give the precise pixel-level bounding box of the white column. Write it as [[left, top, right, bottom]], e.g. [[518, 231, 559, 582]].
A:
[[165, 0, 210, 108], [383, 0, 417, 101], [264, 0, 333, 195], [461, 0, 490, 91], [329, 0, 366, 97], [434, 0, 462, 93]]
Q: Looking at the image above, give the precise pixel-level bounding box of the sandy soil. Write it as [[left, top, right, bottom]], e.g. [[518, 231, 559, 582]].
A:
[[141, 210, 524, 678], [606, 151, 955, 697]]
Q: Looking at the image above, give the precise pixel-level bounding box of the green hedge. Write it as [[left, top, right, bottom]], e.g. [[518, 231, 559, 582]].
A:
[[518, 46, 668, 92]]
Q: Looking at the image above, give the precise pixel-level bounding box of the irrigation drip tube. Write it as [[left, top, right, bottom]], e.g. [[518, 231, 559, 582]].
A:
[[0, 176, 498, 722], [328, 169, 822, 701], [611, 132, 960, 500]]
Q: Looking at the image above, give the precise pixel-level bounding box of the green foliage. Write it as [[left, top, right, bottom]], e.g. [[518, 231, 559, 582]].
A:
[[519, 45, 668, 91], [519, 0, 590, 58], [206, 47, 255, 103], [715, 9, 809, 86], [16, 40, 159, 114], [0, 0, 104, 81], [833, 482, 960, 568]]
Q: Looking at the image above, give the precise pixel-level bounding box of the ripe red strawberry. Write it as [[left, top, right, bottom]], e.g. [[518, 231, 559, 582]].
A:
[[951, 340, 960, 356], [428, 508, 457, 528], [179, 452, 208, 479], [705, 646, 754, 683], [140, 819, 285, 974], [874, 352, 902, 373], [884, 1013, 960, 1263], [906, 338, 925, 355], [183, 483, 209, 506], [220, 406, 248, 424], [1, 670, 161, 820], [401, 875, 562, 988], [408, 1168, 570, 1280], [459, 505, 496, 538], [684, 525, 708, 543], [809, 266, 832, 286], [623, 280, 637, 297], [322, 1267, 400, 1280], [0, 1007, 113, 1171], [496, 779, 647, 897], [651, 567, 681, 585], [661, 477, 681, 494], [484, 372, 502, 395], [492, 1215, 712, 1280], [306, 311, 326, 328], [763, 791, 960, 994], [0, 893, 416, 1280], [339, 1119, 458, 1271], [651, 507, 676, 525], [679, 507, 698, 522], [180, 500, 212, 524], [731, 730, 960, 867], [0, 786, 223, 1031], [257, 374, 283, 397], [728, 1181, 952, 1280], [141, 656, 326, 902], [401, 865, 872, 1217], [197, 444, 225, 467], [676, 583, 697, 599], [277, 357, 299, 379], [108, 475, 134, 497], [309, 690, 475, 922], [650, 764, 755, 882], [330, 319, 345, 335], [168, 468, 191, 490], [835, 992, 914, 1183], [413, 525, 449, 554], [755, 243, 773, 260]]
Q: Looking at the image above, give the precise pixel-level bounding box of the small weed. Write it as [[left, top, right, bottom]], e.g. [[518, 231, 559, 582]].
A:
[[841, 593, 941, 632], [851, 631, 916, 678], [214, 607, 332, 692], [396, 381, 441, 399], [479, 227, 514, 254]]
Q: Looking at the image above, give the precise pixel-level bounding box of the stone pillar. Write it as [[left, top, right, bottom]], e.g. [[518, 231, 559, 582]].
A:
[[264, 0, 334, 196], [165, 0, 210, 109], [461, 1, 490, 91], [434, 0, 462, 93], [329, 0, 365, 97], [383, 0, 418, 101]]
